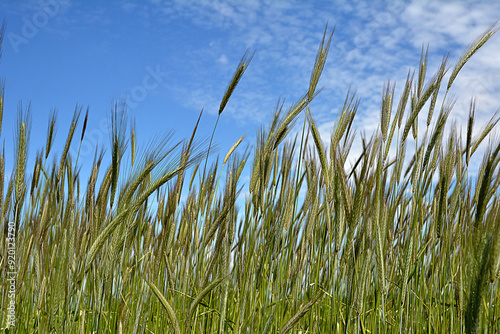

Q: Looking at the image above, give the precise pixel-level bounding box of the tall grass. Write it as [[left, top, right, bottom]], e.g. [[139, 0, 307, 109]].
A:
[[1, 22, 500, 333]]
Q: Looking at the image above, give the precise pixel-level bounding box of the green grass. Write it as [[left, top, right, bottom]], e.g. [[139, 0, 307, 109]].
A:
[[1, 21, 500, 333]]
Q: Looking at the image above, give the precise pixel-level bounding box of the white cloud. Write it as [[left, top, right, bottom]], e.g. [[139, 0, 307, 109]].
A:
[[217, 54, 229, 64], [126, 0, 500, 171]]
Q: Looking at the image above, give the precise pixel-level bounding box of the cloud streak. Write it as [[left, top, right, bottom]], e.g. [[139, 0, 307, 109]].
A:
[[144, 0, 499, 137]]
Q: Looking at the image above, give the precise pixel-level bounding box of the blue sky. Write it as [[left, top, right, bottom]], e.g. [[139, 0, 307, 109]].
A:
[[1, 0, 499, 189]]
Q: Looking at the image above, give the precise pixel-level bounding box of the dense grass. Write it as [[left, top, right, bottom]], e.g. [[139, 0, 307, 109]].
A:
[[1, 22, 500, 333]]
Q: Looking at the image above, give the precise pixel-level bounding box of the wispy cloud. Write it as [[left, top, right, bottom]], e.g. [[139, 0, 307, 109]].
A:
[[185, 0, 497, 179], [146, 0, 499, 141]]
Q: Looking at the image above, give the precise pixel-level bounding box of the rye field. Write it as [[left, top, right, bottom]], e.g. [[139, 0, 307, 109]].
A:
[[1, 22, 500, 333]]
